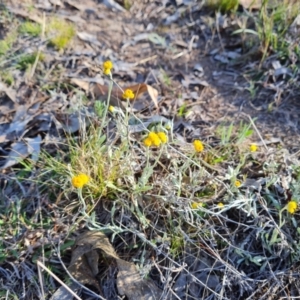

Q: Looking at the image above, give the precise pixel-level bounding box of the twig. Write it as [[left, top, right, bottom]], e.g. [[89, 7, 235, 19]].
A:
[[243, 113, 269, 151], [133, 55, 157, 66], [29, 12, 46, 79], [37, 260, 82, 300]]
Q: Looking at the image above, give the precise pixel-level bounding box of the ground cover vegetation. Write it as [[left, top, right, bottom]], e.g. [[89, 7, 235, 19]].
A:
[[1, 0, 300, 299]]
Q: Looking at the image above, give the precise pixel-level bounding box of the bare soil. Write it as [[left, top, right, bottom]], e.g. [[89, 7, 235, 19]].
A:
[[2, 1, 300, 299]]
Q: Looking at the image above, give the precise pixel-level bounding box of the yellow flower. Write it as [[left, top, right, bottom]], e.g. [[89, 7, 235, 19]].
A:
[[143, 137, 153, 147], [108, 105, 114, 113], [72, 173, 89, 188], [103, 60, 113, 70], [217, 202, 224, 208], [103, 68, 111, 75], [287, 201, 297, 214], [122, 89, 135, 100], [193, 139, 204, 152], [234, 180, 241, 188], [191, 202, 203, 209], [148, 132, 161, 147], [250, 144, 258, 152], [103, 60, 113, 75], [157, 132, 168, 143]]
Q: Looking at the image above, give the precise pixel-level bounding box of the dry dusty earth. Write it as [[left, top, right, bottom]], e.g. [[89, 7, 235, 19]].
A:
[[1, 0, 300, 157], [2, 0, 300, 299]]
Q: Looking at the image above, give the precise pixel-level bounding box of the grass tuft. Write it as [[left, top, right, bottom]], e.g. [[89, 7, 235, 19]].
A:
[[2, 3, 300, 299], [0, 71, 14, 85], [0, 28, 18, 56], [17, 52, 44, 70], [206, 0, 239, 12], [47, 17, 76, 50], [19, 21, 42, 37]]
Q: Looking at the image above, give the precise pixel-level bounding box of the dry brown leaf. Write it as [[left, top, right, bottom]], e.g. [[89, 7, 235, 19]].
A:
[[64, 0, 97, 11], [69, 78, 90, 91], [144, 84, 159, 110], [0, 136, 41, 170], [68, 231, 162, 300], [68, 251, 101, 291], [7, 7, 44, 24], [70, 79, 159, 110], [93, 83, 158, 108], [116, 258, 162, 300], [68, 231, 115, 292], [0, 82, 17, 102]]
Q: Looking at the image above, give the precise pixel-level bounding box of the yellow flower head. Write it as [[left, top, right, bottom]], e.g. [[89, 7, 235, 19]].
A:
[[148, 132, 161, 147], [157, 132, 168, 143], [108, 105, 114, 113], [191, 202, 203, 209], [193, 139, 204, 152], [103, 68, 111, 75], [234, 180, 241, 188], [250, 144, 258, 152], [287, 200, 297, 214], [217, 202, 224, 208], [103, 60, 113, 70], [122, 89, 135, 100], [143, 137, 153, 147], [72, 173, 89, 188]]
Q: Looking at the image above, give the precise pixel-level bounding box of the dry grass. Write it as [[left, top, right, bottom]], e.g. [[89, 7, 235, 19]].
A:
[[2, 76, 300, 299], [1, 1, 300, 299]]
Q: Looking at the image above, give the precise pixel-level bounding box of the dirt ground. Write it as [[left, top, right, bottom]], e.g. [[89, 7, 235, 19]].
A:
[[2, 0, 300, 157], [2, 0, 300, 299]]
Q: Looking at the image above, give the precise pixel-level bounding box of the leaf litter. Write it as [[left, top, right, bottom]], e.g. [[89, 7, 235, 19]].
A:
[[2, 0, 300, 299], [52, 231, 162, 300]]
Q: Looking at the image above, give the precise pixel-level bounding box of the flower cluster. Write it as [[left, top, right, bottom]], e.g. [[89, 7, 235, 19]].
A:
[[193, 139, 204, 152], [103, 60, 113, 75], [72, 173, 89, 188], [143, 131, 168, 147], [122, 89, 135, 100]]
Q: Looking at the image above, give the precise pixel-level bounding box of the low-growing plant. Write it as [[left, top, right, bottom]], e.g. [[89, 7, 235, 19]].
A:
[[0, 28, 18, 56], [16, 52, 44, 70], [124, 0, 132, 10], [232, 0, 300, 64], [2, 54, 300, 300], [19, 21, 42, 37], [0, 71, 14, 85], [206, 0, 239, 12], [47, 17, 76, 50]]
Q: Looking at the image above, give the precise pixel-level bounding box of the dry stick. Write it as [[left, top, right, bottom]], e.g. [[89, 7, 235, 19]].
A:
[[188, 34, 198, 52], [133, 55, 157, 66], [171, 50, 188, 60], [215, 11, 224, 52], [37, 260, 46, 300], [244, 113, 269, 151], [37, 188, 46, 300], [37, 260, 83, 300], [30, 12, 46, 79]]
